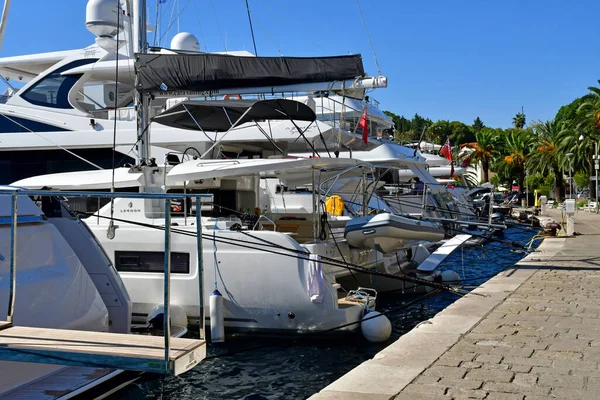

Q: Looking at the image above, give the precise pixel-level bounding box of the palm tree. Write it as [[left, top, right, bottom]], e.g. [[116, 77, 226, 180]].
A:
[[496, 128, 535, 193], [461, 128, 498, 183], [527, 120, 565, 199], [569, 82, 600, 197], [512, 112, 526, 129]]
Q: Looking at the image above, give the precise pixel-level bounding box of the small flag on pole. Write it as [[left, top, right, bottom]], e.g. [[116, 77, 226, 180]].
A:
[[358, 109, 369, 144]]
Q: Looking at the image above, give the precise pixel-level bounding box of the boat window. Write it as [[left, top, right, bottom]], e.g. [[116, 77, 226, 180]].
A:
[[22, 59, 98, 109], [114, 251, 190, 274]]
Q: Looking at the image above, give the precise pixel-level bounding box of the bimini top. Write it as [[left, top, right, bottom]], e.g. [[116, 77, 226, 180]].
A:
[[135, 53, 364, 93], [153, 99, 317, 132]]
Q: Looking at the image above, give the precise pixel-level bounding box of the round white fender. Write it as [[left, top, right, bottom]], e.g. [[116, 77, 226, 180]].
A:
[[361, 311, 392, 343], [441, 270, 461, 284], [210, 289, 225, 343]]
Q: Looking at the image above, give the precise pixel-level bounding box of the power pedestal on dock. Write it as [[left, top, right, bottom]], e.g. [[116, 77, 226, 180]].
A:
[[564, 199, 576, 236]]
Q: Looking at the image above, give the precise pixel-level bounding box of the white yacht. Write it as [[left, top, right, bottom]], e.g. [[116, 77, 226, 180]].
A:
[[0, 188, 139, 398]]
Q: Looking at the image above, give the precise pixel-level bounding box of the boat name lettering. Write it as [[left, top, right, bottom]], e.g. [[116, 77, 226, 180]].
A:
[[120, 209, 141, 213], [84, 49, 97, 58]]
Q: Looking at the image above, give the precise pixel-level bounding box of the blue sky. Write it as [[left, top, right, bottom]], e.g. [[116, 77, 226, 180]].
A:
[[2, 0, 599, 128]]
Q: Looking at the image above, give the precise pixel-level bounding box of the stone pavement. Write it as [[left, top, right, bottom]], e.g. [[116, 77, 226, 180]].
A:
[[310, 208, 600, 400]]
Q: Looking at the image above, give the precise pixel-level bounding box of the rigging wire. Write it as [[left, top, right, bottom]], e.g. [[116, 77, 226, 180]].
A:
[[0, 114, 103, 170], [252, 0, 326, 53], [355, 0, 382, 75], [236, 0, 282, 56], [159, 0, 193, 46], [244, 0, 258, 56], [208, 0, 227, 52], [74, 209, 468, 294], [110, 0, 121, 220]]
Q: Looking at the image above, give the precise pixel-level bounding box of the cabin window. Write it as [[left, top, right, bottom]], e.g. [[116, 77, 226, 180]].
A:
[[115, 251, 190, 274], [22, 59, 98, 109]]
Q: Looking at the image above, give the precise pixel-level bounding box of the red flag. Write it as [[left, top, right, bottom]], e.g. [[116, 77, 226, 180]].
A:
[[358, 109, 369, 144], [440, 137, 454, 176]]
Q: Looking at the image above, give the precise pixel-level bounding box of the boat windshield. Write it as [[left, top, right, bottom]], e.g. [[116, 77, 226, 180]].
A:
[[21, 59, 98, 109]]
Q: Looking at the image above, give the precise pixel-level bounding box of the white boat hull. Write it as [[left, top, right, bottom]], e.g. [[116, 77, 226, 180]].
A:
[[345, 213, 445, 253]]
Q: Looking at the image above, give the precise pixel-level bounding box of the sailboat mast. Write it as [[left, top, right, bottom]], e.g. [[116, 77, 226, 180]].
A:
[[133, 0, 151, 164], [0, 0, 11, 53]]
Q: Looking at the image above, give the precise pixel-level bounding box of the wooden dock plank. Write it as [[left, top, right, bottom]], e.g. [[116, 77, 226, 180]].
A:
[[0, 326, 206, 375]]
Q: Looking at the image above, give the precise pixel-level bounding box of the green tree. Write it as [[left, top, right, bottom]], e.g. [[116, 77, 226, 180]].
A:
[[448, 121, 475, 146], [526, 120, 565, 200], [427, 120, 451, 144], [472, 117, 485, 133], [512, 112, 526, 129], [555, 95, 592, 126], [461, 127, 499, 183], [495, 128, 535, 193]]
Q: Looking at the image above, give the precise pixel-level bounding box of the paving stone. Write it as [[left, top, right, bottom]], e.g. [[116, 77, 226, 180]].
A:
[[482, 363, 510, 371], [550, 387, 598, 400], [512, 373, 537, 386], [509, 364, 532, 373], [538, 373, 584, 389], [530, 365, 571, 375], [464, 369, 514, 382], [422, 366, 468, 379], [551, 358, 597, 371], [475, 354, 503, 364], [459, 361, 483, 369], [402, 383, 446, 396], [438, 377, 483, 390], [501, 356, 552, 367], [531, 349, 583, 360], [485, 393, 524, 400], [414, 375, 441, 385], [547, 339, 591, 351], [482, 382, 550, 396], [444, 387, 487, 399], [435, 357, 462, 367]]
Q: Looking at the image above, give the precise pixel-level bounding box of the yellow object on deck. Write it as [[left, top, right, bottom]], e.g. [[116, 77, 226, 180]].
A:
[[325, 195, 345, 216]]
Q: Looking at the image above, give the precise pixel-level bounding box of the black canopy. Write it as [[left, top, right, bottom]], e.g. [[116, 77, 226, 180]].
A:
[[135, 53, 365, 93], [153, 99, 317, 132]]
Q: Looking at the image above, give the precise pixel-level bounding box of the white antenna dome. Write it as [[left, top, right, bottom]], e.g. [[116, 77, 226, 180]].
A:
[[86, 0, 124, 38], [171, 32, 200, 52]]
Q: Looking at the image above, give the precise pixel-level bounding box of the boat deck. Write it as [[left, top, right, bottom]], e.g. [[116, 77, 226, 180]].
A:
[[0, 324, 205, 376]]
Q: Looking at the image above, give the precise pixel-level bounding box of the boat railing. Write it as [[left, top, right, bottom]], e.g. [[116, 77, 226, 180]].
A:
[[0, 189, 211, 376]]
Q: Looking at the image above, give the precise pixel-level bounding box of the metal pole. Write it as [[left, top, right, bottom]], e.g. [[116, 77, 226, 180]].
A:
[[362, 168, 368, 216], [7, 192, 16, 324], [526, 170, 529, 208], [195, 197, 205, 339], [163, 198, 171, 370], [594, 140, 600, 214], [569, 161, 572, 200]]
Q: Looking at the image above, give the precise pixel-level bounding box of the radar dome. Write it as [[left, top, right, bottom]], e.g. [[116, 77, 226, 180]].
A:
[[171, 32, 200, 52], [86, 0, 124, 38]]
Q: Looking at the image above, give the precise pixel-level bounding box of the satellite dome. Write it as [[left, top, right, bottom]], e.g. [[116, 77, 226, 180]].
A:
[[86, 0, 124, 38], [171, 32, 200, 52]]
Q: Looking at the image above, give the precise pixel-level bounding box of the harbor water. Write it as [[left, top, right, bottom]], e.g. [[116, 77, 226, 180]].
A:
[[111, 224, 541, 400]]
